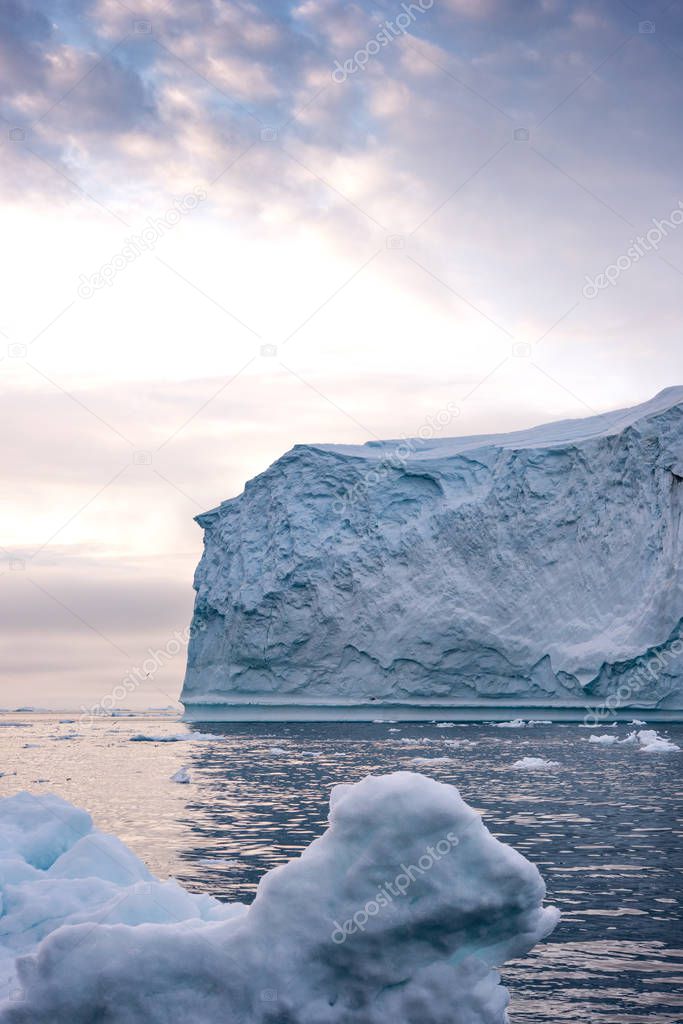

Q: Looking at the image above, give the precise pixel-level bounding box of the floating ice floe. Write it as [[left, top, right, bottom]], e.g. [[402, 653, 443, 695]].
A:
[[511, 757, 560, 771], [170, 767, 191, 784], [636, 730, 680, 753], [588, 732, 637, 746], [129, 732, 219, 743], [410, 756, 455, 766], [0, 774, 558, 1023], [493, 719, 527, 729], [267, 746, 287, 755]]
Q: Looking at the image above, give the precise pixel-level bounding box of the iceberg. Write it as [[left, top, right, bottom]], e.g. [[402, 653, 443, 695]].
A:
[[182, 388, 683, 721], [0, 774, 558, 1022]]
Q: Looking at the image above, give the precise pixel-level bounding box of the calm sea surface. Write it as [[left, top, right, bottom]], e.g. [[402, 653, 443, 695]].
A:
[[2, 714, 682, 1023]]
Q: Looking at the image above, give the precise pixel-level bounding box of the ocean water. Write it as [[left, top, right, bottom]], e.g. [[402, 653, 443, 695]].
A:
[[2, 714, 682, 1023]]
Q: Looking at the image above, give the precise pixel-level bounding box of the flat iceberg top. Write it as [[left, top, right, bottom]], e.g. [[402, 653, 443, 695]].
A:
[[312, 386, 683, 463]]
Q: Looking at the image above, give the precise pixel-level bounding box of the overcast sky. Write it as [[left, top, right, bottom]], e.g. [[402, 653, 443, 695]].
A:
[[2, 0, 682, 709]]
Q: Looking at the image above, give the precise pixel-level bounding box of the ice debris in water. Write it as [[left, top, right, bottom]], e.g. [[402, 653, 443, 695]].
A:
[[0, 774, 558, 1023], [129, 732, 219, 743], [636, 729, 680, 753], [511, 757, 560, 771]]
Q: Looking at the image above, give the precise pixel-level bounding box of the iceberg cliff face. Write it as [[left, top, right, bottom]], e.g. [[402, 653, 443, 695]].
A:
[[182, 388, 683, 720]]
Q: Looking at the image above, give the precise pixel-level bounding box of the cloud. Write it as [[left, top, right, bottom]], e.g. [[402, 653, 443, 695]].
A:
[[3, 0, 683, 702]]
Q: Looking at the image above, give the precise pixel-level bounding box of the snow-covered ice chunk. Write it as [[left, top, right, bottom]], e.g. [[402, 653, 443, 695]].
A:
[[494, 719, 526, 729], [0, 774, 558, 1023], [636, 729, 680, 753], [170, 767, 191, 784], [511, 757, 560, 771]]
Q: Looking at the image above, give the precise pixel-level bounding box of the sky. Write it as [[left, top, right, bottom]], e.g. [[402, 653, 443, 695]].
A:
[[1, 0, 682, 710]]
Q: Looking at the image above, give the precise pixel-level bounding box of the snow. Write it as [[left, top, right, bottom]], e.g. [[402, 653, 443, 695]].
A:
[[511, 757, 560, 770], [170, 767, 191, 784], [182, 388, 683, 719], [636, 729, 681, 753], [0, 774, 558, 1022]]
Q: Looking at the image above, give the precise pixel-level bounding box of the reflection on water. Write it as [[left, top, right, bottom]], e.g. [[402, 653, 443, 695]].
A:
[[2, 716, 682, 1023]]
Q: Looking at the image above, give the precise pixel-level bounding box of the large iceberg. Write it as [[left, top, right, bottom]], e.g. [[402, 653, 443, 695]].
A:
[[182, 388, 683, 720], [0, 774, 558, 1022]]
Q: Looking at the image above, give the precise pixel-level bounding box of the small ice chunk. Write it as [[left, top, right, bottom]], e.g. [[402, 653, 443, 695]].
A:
[[129, 732, 219, 743], [511, 757, 559, 770], [494, 719, 526, 729], [636, 729, 680, 753], [588, 732, 637, 746], [410, 756, 455, 766], [268, 747, 287, 755], [170, 767, 191, 784]]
